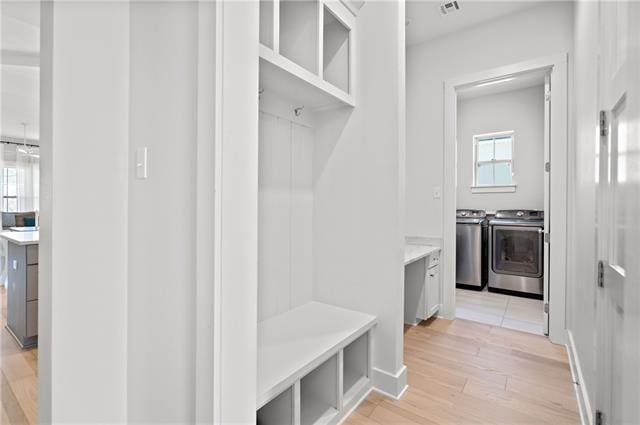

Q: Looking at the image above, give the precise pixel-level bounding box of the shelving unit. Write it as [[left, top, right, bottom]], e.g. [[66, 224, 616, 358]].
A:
[[259, 0, 355, 109], [257, 302, 375, 425]]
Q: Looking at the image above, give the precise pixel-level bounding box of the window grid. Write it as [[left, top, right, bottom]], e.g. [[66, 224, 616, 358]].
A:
[[473, 132, 514, 187]]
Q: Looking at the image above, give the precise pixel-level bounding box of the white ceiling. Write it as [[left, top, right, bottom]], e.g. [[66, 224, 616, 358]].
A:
[[405, 1, 539, 46], [1, 1, 40, 141]]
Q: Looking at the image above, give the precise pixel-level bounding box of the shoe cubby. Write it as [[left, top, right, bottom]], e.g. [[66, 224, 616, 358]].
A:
[[257, 386, 294, 425], [300, 354, 339, 425], [342, 333, 369, 402]]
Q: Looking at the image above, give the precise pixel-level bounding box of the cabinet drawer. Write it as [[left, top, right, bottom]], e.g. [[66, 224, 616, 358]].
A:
[[26, 245, 38, 265], [427, 250, 440, 268], [26, 265, 38, 301], [26, 300, 38, 338]]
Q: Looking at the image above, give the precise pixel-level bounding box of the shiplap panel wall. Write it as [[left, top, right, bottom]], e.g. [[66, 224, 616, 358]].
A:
[[258, 111, 313, 321]]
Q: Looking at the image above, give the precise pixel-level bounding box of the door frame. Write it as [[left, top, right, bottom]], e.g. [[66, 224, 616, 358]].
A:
[[442, 53, 569, 344]]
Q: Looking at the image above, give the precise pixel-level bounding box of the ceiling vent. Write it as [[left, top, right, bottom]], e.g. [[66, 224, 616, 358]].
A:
[[439, 1, 460, 16]]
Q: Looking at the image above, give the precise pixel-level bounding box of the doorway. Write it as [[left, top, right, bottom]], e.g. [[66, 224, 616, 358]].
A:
[[442, 54, 569, 344]]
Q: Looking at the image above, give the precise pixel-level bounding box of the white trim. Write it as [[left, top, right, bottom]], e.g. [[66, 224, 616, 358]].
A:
[[371, 365, 408, 399], [443, 53, 569, 344], [470, 184, 517, 193], [566, 330, 593, 425]]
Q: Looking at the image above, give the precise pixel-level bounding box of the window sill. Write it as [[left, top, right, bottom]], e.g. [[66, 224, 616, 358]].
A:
[[470, 185, 517, 194]]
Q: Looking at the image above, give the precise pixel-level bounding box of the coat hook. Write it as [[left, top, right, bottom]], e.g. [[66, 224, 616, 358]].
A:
[[294, 106, 304, 117]]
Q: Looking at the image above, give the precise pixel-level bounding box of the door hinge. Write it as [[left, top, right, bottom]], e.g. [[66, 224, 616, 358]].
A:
[[545, 90, 551, 101], [598, 260, 605, 288], [595, 410, 605, 425], [544, 233, 550, 243], [600, 110, 608, 137], [544, 302, 549, 314], [545, 162, 550, 172]]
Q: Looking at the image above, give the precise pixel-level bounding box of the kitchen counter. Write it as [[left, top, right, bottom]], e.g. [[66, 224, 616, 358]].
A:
[[0, 231, 39, 246], [404, 244, 439, 265]]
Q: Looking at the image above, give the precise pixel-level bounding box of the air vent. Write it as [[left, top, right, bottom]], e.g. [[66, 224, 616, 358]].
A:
[[440, 1, 460, 16]]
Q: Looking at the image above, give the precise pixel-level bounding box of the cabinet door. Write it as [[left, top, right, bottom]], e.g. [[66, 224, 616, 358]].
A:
[[425, 265, 440, 318]]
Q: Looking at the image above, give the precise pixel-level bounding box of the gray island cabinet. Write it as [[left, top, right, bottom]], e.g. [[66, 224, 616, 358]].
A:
[[1, 231, 39, 348]]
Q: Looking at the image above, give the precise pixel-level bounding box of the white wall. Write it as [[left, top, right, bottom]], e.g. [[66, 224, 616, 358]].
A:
[[566, 1, 599, 420], [457, 85, 545, 212], [258, 93, 314, 321], [39, 2, 255, 422], [313, 0, 406, 394], [40, 2, 129, 422], [128, 3, 198, 422], [406, 2, 573, 237]]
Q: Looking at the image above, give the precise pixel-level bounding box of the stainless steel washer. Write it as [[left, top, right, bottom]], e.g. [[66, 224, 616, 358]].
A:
[[456, 210, 488, 289], [488, 210, 544, 298]]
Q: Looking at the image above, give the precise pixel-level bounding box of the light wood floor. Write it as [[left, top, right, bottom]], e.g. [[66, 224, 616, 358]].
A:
[[0, 286, 37, 424], [345, 317, 579, 425]]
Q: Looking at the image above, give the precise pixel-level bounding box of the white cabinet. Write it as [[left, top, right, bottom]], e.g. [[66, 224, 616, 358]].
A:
[[425, 264, 440, 319], [404, 248, 441, 325]]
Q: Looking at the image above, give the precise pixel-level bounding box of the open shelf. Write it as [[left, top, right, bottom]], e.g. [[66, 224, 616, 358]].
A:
[[279, 0, 318, 75], [343, 333, 369, 402], [259, 0, 275, 49], [260, 45, 354, 109], [323, 7, 350, 93], [301, 355, 338, 425], [257, 386, 294, 425]]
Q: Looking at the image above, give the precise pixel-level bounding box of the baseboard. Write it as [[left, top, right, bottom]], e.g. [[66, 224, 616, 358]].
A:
[[566, 330, 593, 425], [372, 365, 408, 399]]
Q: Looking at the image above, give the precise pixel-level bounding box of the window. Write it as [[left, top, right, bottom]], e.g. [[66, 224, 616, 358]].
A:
[[472, 131, 515, 192], [2, 167, 17, 212]]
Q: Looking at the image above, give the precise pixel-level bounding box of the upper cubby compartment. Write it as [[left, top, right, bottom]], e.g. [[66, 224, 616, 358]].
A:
[[260, 0, 275, 49], [259, 0, 356, 109], [323, 7, 350, 93], [279, 0, 318, 74]]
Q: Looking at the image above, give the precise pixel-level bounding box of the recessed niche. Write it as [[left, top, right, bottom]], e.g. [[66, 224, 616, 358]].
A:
[[300, 355, 339, 425], [257, 386, 294, 425], [323, 7, 350, 93], [259, 0, 274, 49], [279, 0, 319, 74], [343, 333, 368, 401]]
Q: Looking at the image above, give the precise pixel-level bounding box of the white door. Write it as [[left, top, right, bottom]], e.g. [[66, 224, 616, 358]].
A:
[[595, 2, 640, 424], [543, 71, 551, 336]]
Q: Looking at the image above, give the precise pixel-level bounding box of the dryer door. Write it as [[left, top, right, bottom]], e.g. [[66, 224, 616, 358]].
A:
[[491, 225, 543, 278]]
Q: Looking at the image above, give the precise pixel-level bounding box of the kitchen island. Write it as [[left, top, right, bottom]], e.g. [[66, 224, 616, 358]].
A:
[[1, 231, 39, 347]]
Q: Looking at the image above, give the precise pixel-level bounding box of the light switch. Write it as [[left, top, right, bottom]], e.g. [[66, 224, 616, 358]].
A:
[[433, 186, 441, 199], [136, 147, 148, 179], [12, 260, 18, 270]]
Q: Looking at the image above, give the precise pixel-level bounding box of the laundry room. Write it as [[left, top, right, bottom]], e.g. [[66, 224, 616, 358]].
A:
[[454, 70, 549, 335]]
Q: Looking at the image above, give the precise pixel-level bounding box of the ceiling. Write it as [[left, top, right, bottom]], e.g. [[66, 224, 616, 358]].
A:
[[1, 1, 40, 141], [405, 1, 539, 46]]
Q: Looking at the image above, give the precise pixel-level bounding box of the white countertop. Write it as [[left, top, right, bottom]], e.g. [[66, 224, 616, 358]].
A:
[[404, 244, 439, 265], [258, 302, 376, 408], [0, 231, 39, 246]]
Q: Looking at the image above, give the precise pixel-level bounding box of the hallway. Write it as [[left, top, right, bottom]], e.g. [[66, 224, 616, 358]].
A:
[[346, 318, 579, 424]]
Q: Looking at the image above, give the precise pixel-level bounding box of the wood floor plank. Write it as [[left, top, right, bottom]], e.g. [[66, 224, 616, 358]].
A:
[[348, 318, 580, 425]]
